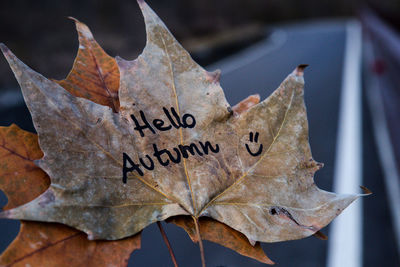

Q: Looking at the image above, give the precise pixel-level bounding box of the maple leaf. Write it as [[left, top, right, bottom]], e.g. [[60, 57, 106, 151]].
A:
[[61, 16, 273, 263], [1, 16, 272, 265], [0, 0, 363, 264]]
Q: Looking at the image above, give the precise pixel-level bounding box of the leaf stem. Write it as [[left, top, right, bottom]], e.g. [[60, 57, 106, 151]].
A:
[[157, 221, 179, 267], [192, 216, 206, 267]]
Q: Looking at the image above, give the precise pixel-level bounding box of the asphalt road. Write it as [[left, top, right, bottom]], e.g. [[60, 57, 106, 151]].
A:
[[0, 20, 399, 266]]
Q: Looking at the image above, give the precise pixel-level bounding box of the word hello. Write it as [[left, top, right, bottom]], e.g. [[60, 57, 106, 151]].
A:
[[130, 107, 196, 137], [122, 107, 220, 183]]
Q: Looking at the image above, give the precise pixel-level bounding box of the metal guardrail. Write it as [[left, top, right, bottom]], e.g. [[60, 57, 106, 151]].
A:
[[362, 8, 400, 258]]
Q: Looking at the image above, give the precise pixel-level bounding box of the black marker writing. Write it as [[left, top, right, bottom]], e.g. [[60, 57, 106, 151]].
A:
[[130, 107, 196, 137], [123, 152, 144, 183], [122, 141, 219, 183], [245, 132, 263, 157]]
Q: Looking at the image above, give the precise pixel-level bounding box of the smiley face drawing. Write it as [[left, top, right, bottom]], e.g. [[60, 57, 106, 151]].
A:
[[245, 131, 263, 157]]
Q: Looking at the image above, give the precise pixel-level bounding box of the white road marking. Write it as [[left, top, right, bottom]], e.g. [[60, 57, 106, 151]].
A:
[[327, 21, 363, 267], [208, 29, 287, 75]]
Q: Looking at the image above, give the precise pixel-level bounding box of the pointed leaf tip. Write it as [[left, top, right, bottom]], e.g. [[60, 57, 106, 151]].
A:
[[360, 185, 372, 195], [137, 0, 146, 9], [0, 210, 10, 219], [316, 161, 324, 170], [72, 19, 94, 40], [0, 43, 9, 55], [67, 16, 79, 23], [313, 230, 328, 240], [294, 64, 309, 76], [0, 44, 22, 68], [206, 69, 221, 83]]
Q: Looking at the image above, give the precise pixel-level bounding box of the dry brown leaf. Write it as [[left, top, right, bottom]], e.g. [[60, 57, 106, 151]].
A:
[[0, 124, 50, 210], [168, 216, 274, 264], [56, 17, 120, 112], [0, 125, 140, 267], [1, 17, 266, 265], [4, 18, 270, 264], [59, 18, 270, 262], [0, 0, 362, 264], [313, 230, 328, 240], [1, 222, 140, 267]]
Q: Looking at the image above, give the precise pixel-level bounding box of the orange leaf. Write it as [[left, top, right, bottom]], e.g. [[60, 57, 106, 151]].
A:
[[56, 18, 120, 112], [169, 216, 274, 265], [232, 94, 260, 116], [0, 222, 141, 267], [0, 124, 50, 210]]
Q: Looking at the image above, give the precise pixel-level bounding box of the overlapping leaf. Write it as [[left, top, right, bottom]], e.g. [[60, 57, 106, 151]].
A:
[[0, 124, 50, 209], [0, 0, 362, 264], [0, 125, 140, 267], [168, 216, 274, 264], [56, 18, 120, 112]]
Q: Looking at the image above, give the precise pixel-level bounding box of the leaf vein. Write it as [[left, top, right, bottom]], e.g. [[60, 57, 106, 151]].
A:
[[156, 21, 196, 214], [198, 89, 296, 215]]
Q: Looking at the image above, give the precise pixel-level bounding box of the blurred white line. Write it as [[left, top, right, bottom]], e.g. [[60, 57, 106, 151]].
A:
[[208, 29, 287, 74], [327, 21, 363, 267], [364, 37, 400, 256]]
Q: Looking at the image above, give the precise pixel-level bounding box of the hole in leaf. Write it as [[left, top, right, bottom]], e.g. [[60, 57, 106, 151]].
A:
[[270, 207, 277, 215]]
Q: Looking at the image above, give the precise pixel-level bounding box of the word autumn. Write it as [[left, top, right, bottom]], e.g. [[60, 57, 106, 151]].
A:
[[122, 107, 220, 183]]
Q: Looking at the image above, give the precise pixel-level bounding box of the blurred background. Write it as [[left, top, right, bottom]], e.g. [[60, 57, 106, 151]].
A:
[[0, 0, 398, 87], [1, 0, 400, 266]]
